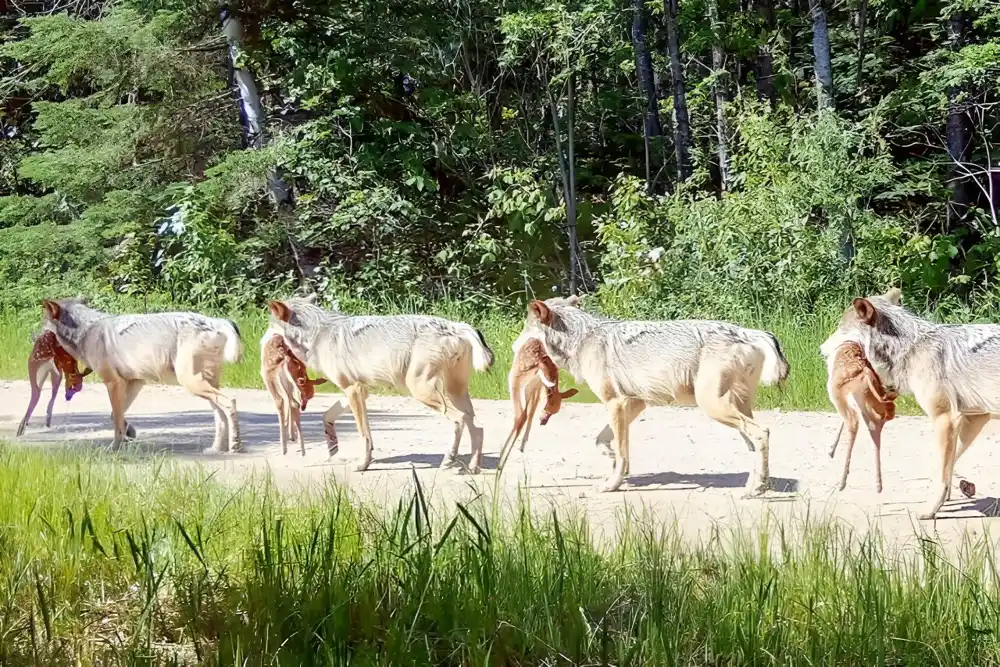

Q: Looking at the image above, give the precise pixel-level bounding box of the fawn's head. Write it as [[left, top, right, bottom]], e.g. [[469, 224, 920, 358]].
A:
[[284, 348, 327, 410], [539, 385, 578, 425], [52, 346, 92, 401]]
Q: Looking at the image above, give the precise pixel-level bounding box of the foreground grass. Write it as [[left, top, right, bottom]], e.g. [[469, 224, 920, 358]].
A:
[[0, 301, 922, 413], [1, 444, 1000, 665]]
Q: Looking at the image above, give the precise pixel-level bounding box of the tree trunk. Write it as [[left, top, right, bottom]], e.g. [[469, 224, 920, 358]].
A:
[[664, 0, 693, 182], [221, 11, 313, 281], [631, 0, 662, 192], [854, 0, 868, 91], [755, 0, 776, 104], [544, 66, 588, 296], [707, 0, 730, 191], [809, 0, 834, 110], [946, 12, 972, 224]]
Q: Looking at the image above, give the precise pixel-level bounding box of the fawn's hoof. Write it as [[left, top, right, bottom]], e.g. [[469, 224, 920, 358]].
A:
[[961, 479, 976, 498]]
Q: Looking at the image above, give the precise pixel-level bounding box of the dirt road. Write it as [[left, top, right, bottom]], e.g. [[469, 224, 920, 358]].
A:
[[3, 380, 999, 548]]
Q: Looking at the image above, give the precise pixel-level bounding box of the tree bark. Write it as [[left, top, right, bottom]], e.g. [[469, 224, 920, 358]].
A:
[[221, 11, 312, 281], [631, 0, 663, 192], [946, 12, 972, 224], [543, 65, 588, 295], [755, 0, 776, 104], [854, 0, 868, 92], [707, 0, 730, 190], [664, 0, 693, 182], [809, 0, 834, 110]]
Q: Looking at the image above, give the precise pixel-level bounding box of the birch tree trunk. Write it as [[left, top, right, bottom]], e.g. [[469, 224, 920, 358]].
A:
[[220, 10, 315, 282], [755, 0, 776, 104], [707, 0, 731, 191], [854, 0, 868, 91], [631, 0, 663, 191], [945, 12, 972, 224], [809, 0, 834, 110], [664, 0, 693, 182]]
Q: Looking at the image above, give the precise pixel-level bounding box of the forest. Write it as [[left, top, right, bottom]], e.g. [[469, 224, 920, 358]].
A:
[[1, 0, 999, 319]]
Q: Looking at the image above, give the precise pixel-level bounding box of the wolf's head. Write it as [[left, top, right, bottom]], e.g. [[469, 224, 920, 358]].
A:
[[820, 288, 923, 388], [519, 295, 596, 369], [42, 298, 101, 362], [268, 297, 331, 364]]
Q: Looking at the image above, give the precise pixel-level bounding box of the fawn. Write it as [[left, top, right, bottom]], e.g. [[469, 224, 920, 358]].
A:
[[17, 331, 91, 436], [497, 337, 578, 471], [260, 332, 328, 456], [826, 341, 898, 493]]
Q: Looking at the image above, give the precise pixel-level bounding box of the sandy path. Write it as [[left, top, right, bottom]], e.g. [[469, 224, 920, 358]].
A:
[[2, 380, 1000, 549]]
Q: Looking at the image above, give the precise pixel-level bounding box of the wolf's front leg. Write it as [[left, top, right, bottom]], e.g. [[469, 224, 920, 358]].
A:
[[346, 385, 374, 471], [600, 399, 643, 492], [918, 412, 959, 520], [106, 379, 128, 451]]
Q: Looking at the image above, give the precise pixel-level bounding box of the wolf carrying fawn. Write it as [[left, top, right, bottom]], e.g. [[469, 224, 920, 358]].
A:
[[42, 298, 244, 452], [517, 295, 790, 495], [825, 341, 898, 493], [497, 337, 578, 471], [822, 287, 999, 519], [260, 329, 328, 456], [267, 297, 495, 472], [16, 330, 93, 436]]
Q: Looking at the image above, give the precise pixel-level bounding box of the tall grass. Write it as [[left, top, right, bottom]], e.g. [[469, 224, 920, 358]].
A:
[[1, 443, 1000, 664], [0, 300, 919, 413]]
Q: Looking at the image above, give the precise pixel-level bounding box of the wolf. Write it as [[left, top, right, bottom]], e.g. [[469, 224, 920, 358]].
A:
[[41, 298, 244, 452], [266, 297, 495, 472], [517, 296, 789, 495], [821, 287, 999, 519]]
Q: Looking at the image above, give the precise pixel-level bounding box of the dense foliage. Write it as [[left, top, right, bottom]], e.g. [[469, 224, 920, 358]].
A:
[[1, 0, 998, 315]]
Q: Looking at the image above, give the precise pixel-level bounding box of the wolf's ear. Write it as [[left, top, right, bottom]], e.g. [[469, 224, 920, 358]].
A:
[[269, 300, 291, 322], [528, 300, 553, 326], [852, 298, 877, 326], [565, 295, 582, 308], [884, 287, 902, 306], [302, 292, 318, 304], [42, 299, 60, 321]]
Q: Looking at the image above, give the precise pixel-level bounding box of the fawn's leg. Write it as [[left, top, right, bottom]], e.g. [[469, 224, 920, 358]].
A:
[[837, 404, 861, 491], [17, 364, 45, 437], [44, 370, 61, 428]]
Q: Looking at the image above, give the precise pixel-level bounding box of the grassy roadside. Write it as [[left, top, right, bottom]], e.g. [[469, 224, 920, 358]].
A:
[[0, 443, 997, 665], [0, 302, 917, 414]]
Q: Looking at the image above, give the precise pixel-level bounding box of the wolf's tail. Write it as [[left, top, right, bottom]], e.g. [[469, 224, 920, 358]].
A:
[[753, 331, 790, 387], [460, 325, 495, 372], [221, 318, 245, 364]]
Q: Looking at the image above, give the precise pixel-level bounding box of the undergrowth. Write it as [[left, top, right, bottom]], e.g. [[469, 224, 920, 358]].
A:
[[0, 444, 998, 665]]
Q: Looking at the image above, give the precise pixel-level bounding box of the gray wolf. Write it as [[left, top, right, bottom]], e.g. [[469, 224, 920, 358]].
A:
[[497, 336, 578, 472], [266, 297, 495, 472], [16, 330, 93, 436], [824, 341, 897, 493], [260, 328, 328, 456], [821, 287, 997, 519], [517, 296, 789, 495], [41, 298, 244, 452]]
